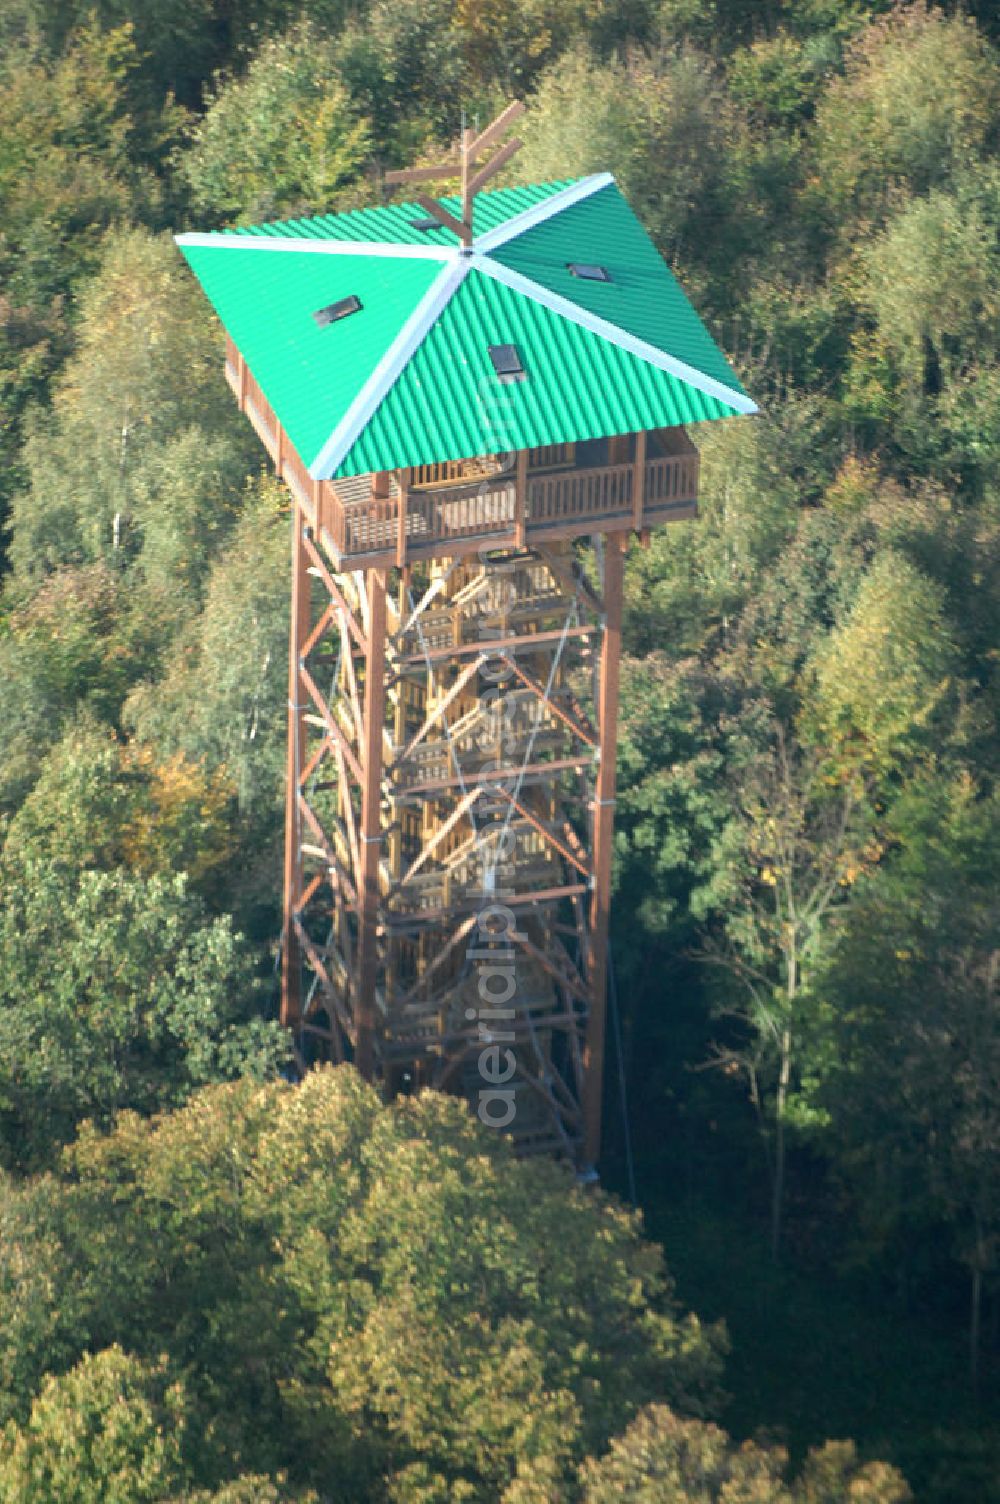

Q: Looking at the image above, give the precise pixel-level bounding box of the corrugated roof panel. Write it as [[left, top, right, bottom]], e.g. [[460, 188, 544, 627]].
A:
[[176, 241, 442, 468], [176, 173, 755, 479], [468, 179, 576, 236], [226, 179, 576, 247], [492, 182, 745, 395], [333, 266, 740, 476]]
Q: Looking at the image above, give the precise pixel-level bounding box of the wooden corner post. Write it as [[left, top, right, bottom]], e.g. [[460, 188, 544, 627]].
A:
[[582, 530, 628, 1167], [281, 500, 311, 1029], [355, 567, 388, 1078]]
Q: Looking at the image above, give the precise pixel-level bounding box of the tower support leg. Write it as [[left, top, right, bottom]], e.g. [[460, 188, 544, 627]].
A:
[[582, 530, 627, 1167], [355, 567, 388, 1078], [281, 501, 311, 1031]]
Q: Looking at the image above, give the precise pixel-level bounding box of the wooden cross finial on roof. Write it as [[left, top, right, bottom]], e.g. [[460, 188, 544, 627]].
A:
[[382, 99, 526, 248]]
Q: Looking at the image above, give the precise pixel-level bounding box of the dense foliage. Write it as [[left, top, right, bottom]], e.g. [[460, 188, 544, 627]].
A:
[[0, 0, 997, 1498]]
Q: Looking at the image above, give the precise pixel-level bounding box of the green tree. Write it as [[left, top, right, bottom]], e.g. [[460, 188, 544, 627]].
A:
[[8, 225, 249, 584], [0, 864, 287, 1167], [515, 44, 728, 266], [0, 226, 255, 809], [0, 725, 287, 1166], [810, 779, 1000, 1386], [0, 20, 172, 521], [0, 1348, 190, 1504], [806, 550, 959, 779], [453, 0, 600, 93], [0, 22, 163, 312], [0, 0, 324, 109], [726, 31, 825, 130], [810, 3, 999, 243], [623, 395, 830, 661], [0, 1343, 318, 1503], [0, 1069, 727, 1498], [0, 718, 237, 896], [181, 23, 371, 226], [580, 1404, 910, 1502], [843, 180, 1000, 483], [701, 723, 879, 1256], [334, 0, 468, 153], [124, 478, 290, 821], [0, 566, 151, 811]]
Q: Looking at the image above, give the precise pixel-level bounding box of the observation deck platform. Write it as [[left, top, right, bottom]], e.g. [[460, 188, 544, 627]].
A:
[[226, 336, 698, 570]]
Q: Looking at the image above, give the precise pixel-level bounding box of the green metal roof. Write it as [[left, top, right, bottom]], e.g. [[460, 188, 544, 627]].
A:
[[490, 186, 739, 393], [337, 265, 740, 476], [175, 175, 756, 480], [230, 178, 577, 247], [178, 243, 441, 471]]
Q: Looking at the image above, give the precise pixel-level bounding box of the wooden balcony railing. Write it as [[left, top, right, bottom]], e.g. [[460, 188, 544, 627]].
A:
[[225, 335, 698, 568], [527, 461, 632, 526]]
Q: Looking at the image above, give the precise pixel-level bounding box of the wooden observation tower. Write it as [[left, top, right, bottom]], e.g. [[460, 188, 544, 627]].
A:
[[176, 106, 756, 1167]]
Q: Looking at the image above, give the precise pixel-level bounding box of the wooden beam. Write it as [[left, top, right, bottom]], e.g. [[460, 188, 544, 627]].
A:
[[299, 736, 331, 790], [395, 469, 408, 569], [632, 429, 647, 531], [469, 99, 526, 159], [383, 159, 459, 186], [468, 137, 523, 198], [492, 786, 591, 876], [396, 754, 592, 800], [395, 622, 599, 667], [505, 657, 597, 746], [299, 871, 325, 912], [394, 914, 478, 1011], [297, 794, 358, 909], [395, 652, 485, 763], [394, 562, 459, 641], [384, 883, 589, 929], [396, 787, 481, 888], [355, 567, 388, 1078], [301, 531, 368, 654], [299, 663, 363, 784], [295, 920, 355, 1043], [415, 193, 467, 243], [533, 544, 605, 616], [329, 501, 701, 572], [582, 530, 627, 1168], [609, 433, 631, 466], [338, 612, 366, 748], [281, 501, 311, 1030], [514, 449, 527, 548], [460, 125, 473, 247], [300, 600, 336, 665]]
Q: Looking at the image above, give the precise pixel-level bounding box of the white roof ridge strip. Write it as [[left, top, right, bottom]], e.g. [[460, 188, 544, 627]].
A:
[[174, 233, 454, 262], [310, 255, 470, 479], [473, 173, 615, 254], [471, 254, 759, 415]]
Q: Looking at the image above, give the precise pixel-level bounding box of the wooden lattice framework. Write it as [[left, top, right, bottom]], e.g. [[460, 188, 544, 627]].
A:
[[280, 518, 634, 1160], [258, 409, 699, 1164]]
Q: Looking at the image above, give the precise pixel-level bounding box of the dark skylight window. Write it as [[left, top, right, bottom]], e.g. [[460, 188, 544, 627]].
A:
[[567, 262, 611, 282], [488, 343, 525, 382], [411, 217, 443, 232], [313, 294, 362, 328]]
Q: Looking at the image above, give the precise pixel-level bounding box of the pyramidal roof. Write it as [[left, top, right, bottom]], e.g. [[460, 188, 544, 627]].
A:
[[176, 174, 757, 480]]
